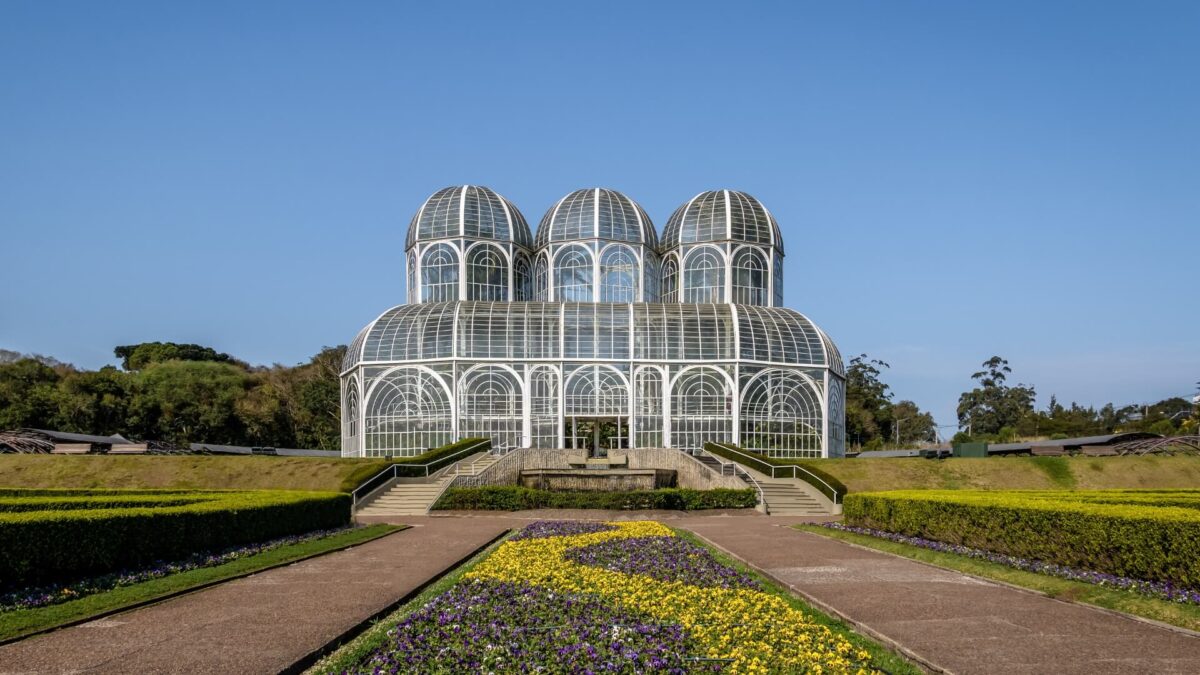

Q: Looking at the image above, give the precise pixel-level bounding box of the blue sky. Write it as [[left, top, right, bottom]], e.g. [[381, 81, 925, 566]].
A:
[[1, 1, 1197, 431]]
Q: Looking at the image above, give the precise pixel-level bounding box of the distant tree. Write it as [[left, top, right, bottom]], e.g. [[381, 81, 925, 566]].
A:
[[114, 342, 241, 371], [845, 355, 892, 448], [0, 359, 62, 429], [891, 400, 936, 444], [956, 356, 1036, 436], [126, 360, 253, 445]]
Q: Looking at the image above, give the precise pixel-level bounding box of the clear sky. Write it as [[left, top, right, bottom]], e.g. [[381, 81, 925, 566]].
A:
[[1, 1, 1197, 431]]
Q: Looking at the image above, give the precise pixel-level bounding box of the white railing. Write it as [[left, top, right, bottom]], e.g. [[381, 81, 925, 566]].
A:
[[706, 442, 842, 505]]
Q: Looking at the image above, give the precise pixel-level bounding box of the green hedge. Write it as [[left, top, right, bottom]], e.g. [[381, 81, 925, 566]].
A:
[[0, 489, 350, 586], [844, 490, 1200, 587], [432, 486, 758, 511], [340, 438, 491, 491], [703, 442, 846, 503]]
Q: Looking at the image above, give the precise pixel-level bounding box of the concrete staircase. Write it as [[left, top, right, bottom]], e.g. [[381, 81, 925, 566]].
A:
[[755, 481, 828, 516], [355, 453, 500, 517], [695, 449, 835, 516]]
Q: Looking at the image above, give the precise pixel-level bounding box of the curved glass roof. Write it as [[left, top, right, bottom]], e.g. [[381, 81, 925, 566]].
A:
[[534, 188, 658, 249], [405, 185, 533, 249], [342, 302, 841, 373], [661, 190, 784, 252]]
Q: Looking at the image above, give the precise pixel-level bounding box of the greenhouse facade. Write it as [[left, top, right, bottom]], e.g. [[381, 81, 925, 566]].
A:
[[341, 186, 846, 458]]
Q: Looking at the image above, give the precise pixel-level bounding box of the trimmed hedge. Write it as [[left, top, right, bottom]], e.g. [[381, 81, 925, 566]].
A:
[[0, 489, 350, 587], [844, 490, 1200, 587], [432, 486, 758, 511], [703, 442, 847, 503]]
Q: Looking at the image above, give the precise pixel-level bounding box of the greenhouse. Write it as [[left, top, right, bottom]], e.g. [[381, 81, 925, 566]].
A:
[[342, 186, 846, 458]]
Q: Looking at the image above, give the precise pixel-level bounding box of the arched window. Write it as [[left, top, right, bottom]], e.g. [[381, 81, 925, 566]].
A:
[[661, 255, 679, 303], [364, 368, 452, 457], [731, 248, 768, 305], [466, 244, 508, 301], [408, 252, 417, 302], [420, 243, 459, 303], [599, 245, 638, 303], [343, 378, 359, 453], [642, 253, 660, 303], [514, 254, 531, 301], [554, 245, 594, 302], [530, 366, 559, 448], [773, 252, 784, 307], [565, 365, 628, 417], [458, 366, 522, 450], [534, 252, 549, 301], [683, 247, 725, 303], [740, 369, 822, 458], [670, 366, 732, 451], [634, 368, 663, 447]]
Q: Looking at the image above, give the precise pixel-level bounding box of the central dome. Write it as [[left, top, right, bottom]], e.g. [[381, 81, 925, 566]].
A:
[[534, 188, 658, 248]]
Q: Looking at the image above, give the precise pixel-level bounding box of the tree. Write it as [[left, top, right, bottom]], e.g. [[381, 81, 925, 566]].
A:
[[957, 356, 1036, 436], [891, 400, 935, 444], [0, 359, 62, 430], [114, 342, 241, 371], [845, 355, 892, 448]]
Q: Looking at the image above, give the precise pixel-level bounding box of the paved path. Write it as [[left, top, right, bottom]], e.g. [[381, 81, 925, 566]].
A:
[[0, 518, 510, 675], [678, 518, 1200, 674]]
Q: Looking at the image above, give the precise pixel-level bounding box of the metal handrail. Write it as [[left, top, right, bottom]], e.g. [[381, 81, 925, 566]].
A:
[[710, 442, 842, 505], [351, 440, 490, 509]]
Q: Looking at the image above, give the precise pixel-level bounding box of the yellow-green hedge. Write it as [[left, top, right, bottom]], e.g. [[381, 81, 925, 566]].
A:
[[0, 489, 350, 586], [844, 489, 1200, 587]]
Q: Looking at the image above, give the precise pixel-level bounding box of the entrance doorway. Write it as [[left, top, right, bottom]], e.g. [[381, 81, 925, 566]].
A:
[[566, 417, 628, 457]]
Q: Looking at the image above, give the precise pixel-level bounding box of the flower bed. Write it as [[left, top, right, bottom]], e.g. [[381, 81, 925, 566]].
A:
[[354, 520, 875, 673], [820, 522, 1200, 605], [0, 526, 351, 612]]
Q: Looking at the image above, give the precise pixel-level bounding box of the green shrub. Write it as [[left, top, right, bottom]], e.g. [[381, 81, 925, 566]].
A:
[[844, 490, 1200, 587], [0, 489, 350, 587], [432, 486, 757, 511]]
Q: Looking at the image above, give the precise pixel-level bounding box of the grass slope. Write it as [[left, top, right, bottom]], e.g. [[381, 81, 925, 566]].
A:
[[797, 524, 1200, 634], [0, 455, 393, 493], [0, 524, 402, 644], [789, 455, 1200, 493]]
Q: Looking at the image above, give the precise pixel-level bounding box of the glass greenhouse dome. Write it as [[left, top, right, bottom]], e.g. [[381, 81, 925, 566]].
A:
[[341, 186, 846, 458]]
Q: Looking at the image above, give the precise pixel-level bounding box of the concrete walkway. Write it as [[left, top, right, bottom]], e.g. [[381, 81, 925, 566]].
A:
[[0, 518, 510, 675], [678, 518, 1200, 674]]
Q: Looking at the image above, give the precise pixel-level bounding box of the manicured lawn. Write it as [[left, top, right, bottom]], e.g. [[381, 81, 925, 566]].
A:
[[0, 454, 394, 492], [0, 524, 402, 644], [785, 455, 1200, 493], [797, 524, 1200, 634], [311, 521, 920, 674]]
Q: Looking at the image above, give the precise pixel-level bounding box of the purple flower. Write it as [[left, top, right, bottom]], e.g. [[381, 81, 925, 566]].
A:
[[509, 520, 618, 541], [565, 536, 760, 590]]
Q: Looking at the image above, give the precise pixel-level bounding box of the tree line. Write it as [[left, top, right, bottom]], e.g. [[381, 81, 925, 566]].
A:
[[0, 342, 344, 450], [954, 356, 1198, 444], [845, 353, 1198, 450]]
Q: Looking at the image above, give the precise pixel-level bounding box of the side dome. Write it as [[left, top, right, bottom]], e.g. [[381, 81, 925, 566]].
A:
[[534, 188, 658, 249], [405, 185, 532, 250], [661, 190, 783, 252]]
